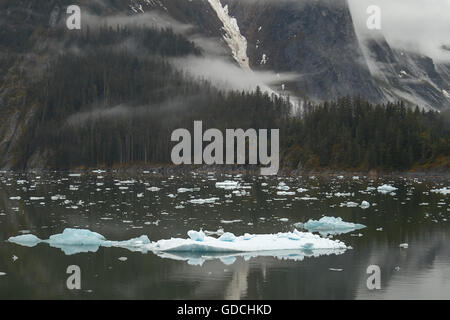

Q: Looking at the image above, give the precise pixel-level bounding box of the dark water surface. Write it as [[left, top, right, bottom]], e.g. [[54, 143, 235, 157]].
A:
[[0, 171, 449, 299]]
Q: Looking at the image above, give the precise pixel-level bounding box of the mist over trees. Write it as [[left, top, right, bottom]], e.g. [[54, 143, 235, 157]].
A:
[[1, 21, 449, 171]]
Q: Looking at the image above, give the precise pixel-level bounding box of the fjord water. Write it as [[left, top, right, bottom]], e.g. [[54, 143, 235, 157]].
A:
[[0, 172, 449, 300]]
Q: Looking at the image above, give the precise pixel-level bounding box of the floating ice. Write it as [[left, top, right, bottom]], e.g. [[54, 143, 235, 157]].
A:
[[360, 201, 371, 209], [377, 184, 398, 194], [187, 230, 205, 242], [277, 191, 295, 196], [8, 229, 150, 255], [8, 228, 348, 262], [151, 230, 347, 253], [399, 243, 409, 249], [430, 187, 450, 195], [296, 216, 366, 236], [177, 188, 199, 193], [218, 232, 236, 242], [277, 182, 290, 191], [8, 234, 42, 247], [340, 201, 359, 208], [220, 219, 242, 224], [216, 181, 239, 190], [189, 197, 219, 204]]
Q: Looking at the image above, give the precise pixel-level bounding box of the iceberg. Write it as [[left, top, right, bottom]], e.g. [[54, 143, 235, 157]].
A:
[[8, 229, 150, 255], [189, 197, 220, 204], [377, 184, 398, 194], [8, 227, 348, 261], [430, 187, 450, 195], [296, 216, 366, 236], [150, 230, 347, 253], [8, 234, 42, 247], [360, 201, 371, 209], [215, 181, 239, 190]]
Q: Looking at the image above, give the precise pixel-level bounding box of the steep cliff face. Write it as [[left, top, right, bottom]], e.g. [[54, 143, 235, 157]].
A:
[[222, 0, 384, 103], [358, 35, 450, 110]]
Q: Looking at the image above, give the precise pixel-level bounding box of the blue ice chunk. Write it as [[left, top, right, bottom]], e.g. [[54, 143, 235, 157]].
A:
[[301, 216, 366, 235], [219, 232, 236, 242], [47, 228, 106, 246], [8, 234, 42, 247], [187, 230, 205, 242]]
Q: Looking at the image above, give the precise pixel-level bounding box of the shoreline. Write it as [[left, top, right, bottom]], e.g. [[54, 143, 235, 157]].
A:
[[2, 164, 449, 181]]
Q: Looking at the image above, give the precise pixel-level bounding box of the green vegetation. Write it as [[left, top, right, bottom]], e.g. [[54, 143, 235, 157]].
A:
[[282, 98, 450, 171], [1, 18, 449, 172]]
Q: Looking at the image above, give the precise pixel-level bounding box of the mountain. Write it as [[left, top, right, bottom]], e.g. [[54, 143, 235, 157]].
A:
[[0, 0, 449, 170]]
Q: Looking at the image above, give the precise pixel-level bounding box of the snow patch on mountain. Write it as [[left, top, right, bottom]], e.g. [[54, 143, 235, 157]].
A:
[[207, 0, 251, 71]]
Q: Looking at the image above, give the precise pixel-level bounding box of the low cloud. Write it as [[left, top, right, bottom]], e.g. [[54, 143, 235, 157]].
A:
[[171, 56, 298, 94], [349, 0, 450, 63], [82, 11, 193, 34]]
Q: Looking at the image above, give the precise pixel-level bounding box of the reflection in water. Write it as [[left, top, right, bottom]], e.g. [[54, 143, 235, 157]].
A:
[[0, 171, 449, 299]]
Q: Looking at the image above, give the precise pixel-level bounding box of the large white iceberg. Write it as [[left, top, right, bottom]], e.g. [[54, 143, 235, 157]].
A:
[[295, 216, 366, 236], [8, 228, 348, 260]]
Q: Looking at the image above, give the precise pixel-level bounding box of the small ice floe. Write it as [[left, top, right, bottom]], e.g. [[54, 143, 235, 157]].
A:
[[0, 272, 6, 276], [299, 196, 318, 201], [204, 229, 225, 236], [340, 201, 359, 208], [279, 218, 289, 222], [218, 232, 236, 242], [277, 182, 290, 191], [360, 201, 371, 209], [334, 192, 353, 197], [9, 196, 21, 200], [190, 197, 219, 204], [30, 197, 45, 201], [395, 266, 401, 271], [8, 234, 42, 247], [277, 191, 295, 196], [350, 233, 363, 237], [220, 219, 243, 224], [297, 188, 308, 193], [137, 193, 144, 198], [399, 243, 409, 249], [69, 173, 82, 177], [296, 216, 366, 236], [376, 227, 383, 231], [118, 257, 128, 262], [147, 187, 161, 192], [329, 268, 343, 272], [216, 181, 239, 190], [377, 184, 398, 194], [12, 255, 18, 262], [430, 187, 450, 195], [177, 188, 199, 193], [188, 230, 205, 241]]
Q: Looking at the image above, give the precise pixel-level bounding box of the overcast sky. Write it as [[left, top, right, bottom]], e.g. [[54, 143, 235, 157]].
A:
[[348, 0, 450, 62]]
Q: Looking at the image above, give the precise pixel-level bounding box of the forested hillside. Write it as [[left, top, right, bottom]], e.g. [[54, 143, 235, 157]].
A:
[[0, 1, 449, 172], [282, 98, 450, 171]]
